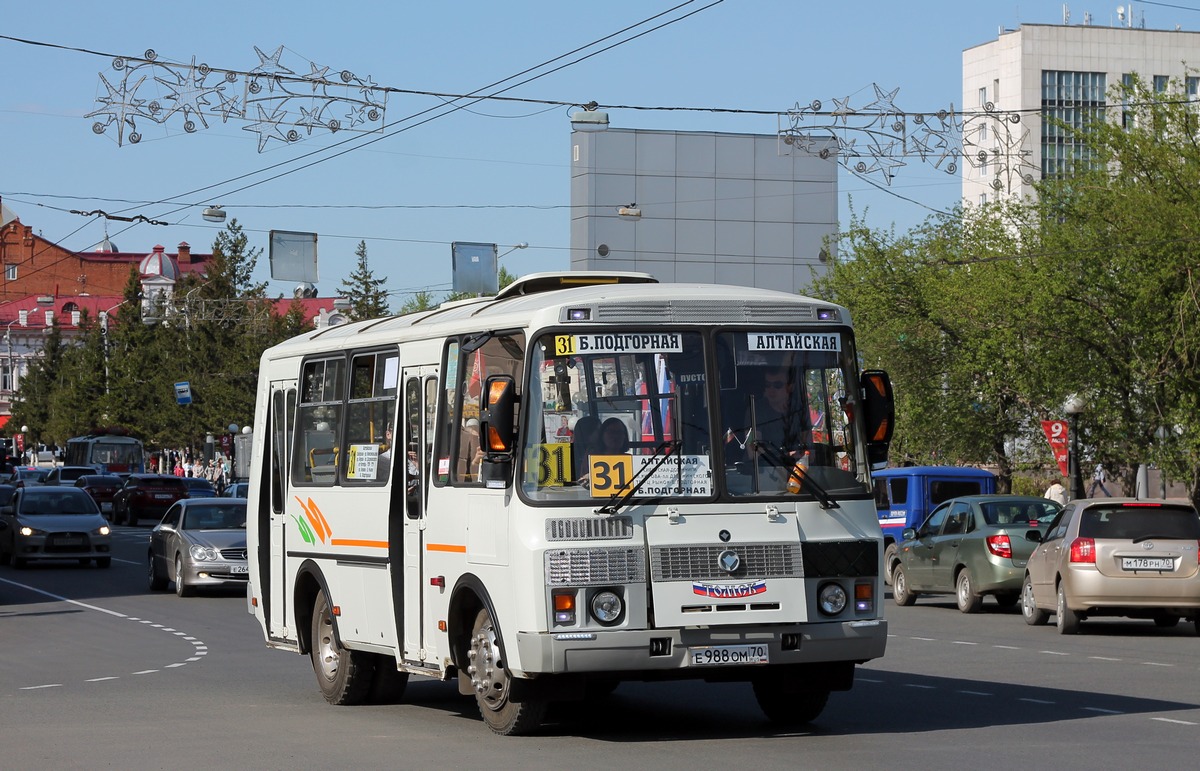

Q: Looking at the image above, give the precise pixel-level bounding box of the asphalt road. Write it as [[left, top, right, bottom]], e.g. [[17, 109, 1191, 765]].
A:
[[2, 525, 1197, 770]]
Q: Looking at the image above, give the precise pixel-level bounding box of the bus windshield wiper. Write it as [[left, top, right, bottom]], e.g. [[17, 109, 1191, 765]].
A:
[[753, 442, 840, 510], [595, 440, 680, 516]]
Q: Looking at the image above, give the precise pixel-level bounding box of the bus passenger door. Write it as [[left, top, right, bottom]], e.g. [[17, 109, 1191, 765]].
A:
[[400, 368, 436, 663], [265, 382, 296, 639]]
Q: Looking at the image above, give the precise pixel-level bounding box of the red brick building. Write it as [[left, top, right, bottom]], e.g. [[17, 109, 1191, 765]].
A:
[[0, 204, 344, 427]]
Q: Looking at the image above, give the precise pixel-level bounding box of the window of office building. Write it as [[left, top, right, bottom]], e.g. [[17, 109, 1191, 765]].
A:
[[4, 264, 15, 281], [1041, 70, 1106, 179], [1153, 75, 1169, 93]]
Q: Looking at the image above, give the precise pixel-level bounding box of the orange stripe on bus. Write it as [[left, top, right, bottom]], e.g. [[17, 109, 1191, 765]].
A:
[[426, 543, 467, 553], [329, 539, 389, 549]]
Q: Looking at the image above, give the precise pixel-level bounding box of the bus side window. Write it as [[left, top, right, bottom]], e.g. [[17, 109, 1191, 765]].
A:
[[292, 357, 345, 486]]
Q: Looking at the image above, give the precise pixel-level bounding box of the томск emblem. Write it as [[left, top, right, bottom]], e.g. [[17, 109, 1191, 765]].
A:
[[718, 549, 740, 574]]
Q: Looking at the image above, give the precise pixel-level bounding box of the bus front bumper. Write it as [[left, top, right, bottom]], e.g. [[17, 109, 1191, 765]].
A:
[[513, 618, 886, 677]]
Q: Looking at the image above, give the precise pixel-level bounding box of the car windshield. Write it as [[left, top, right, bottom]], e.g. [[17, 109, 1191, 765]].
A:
[[20, 492, 98, 516], [1079, 504, 1200, 539], [980, 500, 1060, 525], [182, 505, 246, 530]]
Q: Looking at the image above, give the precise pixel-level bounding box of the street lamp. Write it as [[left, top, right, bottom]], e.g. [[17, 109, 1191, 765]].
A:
[[1065, 395, 1086, 500], [20, 424, 28, 465]]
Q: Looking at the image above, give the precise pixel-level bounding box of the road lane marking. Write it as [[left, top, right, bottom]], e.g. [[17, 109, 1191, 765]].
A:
[[1020, 698, 1055, 704], [1141, 662, 1172, 667], [1039, 650, 1069, 656], [1084, 707, 1124, 714], [0, 577, 211, 691], [1089, 656, 1122, 661], [1151, 717, 1198, 725], [992, 645, 1020, 650], [958, 690, 993, 696], [904, 684, 936, 689], [952, 641, 978, 645]]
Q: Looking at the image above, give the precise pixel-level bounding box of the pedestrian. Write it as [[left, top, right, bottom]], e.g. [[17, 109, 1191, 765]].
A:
[[1087, 463, 1111, 497], [1044, 479, 1067, 505]]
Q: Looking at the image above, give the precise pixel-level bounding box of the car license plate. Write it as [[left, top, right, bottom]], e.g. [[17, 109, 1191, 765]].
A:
[[230, 565, 249, 574], [688, 644, 769, 667], [154, 493, 174, 499], [54, 536, 84, 546], [1122, 557, 1174, 571], [101, 502, 113, 512]]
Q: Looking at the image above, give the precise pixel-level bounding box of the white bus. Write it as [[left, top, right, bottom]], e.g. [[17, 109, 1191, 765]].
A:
[[247, 272, 895, 735]]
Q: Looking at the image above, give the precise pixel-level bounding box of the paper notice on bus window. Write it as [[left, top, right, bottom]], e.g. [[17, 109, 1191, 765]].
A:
[[555, 332, 684, 356], [346, 444, 379, 480], [588, 454, 711, 498], [746, 332, 842, 352]]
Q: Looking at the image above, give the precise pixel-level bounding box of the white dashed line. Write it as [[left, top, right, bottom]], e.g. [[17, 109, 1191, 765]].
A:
[[911, 636, 936, 641], [859, 677, 884, 683], [1090, 656, 1122, 661], [904, 684, 936, 689], [992, 644, 1020, 650], [958, 690, 993, 696], [952, 640, 978, 646], [1039, 650, 1069, 656], [1141, 662, 1173, 667], [1020, 698, 1055, 704], [1151, 718, 1198, 725], [0, 577, 211, 692]]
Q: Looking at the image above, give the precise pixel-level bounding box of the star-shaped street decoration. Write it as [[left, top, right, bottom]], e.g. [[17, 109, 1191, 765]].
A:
[[87, 72, 149, 146], [830, 95, 856, 125], [249, 45, 295, 92], [295, 102, 330, 135], [243, 102, 292, 151], [303, 62, 331, 94], [153, 56, 221, 130]]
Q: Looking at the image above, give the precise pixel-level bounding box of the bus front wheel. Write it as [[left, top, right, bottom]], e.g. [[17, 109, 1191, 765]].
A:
[[753, 678, 830, 726], [310, 591, 374, 705], [467, 607, 546, 735]]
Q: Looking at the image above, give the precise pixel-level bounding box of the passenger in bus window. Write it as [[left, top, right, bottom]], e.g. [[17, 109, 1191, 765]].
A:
[[597, 418, 630, 454]]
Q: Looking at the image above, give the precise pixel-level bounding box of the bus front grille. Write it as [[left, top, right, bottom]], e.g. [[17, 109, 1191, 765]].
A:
[[651, 544, 803, 582]]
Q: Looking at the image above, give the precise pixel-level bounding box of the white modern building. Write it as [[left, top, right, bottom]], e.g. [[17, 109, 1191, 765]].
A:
[[569, 124, 838, 294], [963, 21, 1200, 206]]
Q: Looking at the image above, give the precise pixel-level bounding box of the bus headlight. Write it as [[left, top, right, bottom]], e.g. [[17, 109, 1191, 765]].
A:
[[817, 582, 848, 616], [589, 589, 624, 626]]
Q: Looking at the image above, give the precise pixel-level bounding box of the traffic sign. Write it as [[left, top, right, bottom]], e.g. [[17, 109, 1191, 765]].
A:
[[175, 381, 193, 406]]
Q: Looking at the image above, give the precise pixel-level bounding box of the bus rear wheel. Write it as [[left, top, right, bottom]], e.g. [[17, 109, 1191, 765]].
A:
[[467, 607, 546, 735], [310, 591, 374, 705]]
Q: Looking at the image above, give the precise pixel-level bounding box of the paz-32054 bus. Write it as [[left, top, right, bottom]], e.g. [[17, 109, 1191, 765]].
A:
[[246, 272, 895, 735]]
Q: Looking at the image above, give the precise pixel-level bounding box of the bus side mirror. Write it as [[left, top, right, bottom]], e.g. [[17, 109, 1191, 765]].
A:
[[479, 375, 517, 487], [860, 369, 895, 471]]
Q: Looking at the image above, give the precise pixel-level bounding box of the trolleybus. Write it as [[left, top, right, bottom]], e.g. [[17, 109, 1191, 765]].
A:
[[246, 272, 895, 735]]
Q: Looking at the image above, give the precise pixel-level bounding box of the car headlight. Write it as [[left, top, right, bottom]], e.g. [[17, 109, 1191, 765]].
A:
[[94, 525, 111, 536], [19, 525, 45, 537], [817, 582, 848, 616], [190, 545, 219, 561]]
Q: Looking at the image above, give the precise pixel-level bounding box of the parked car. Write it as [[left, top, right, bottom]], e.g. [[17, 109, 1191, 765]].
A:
[[1022, 498, 1200, 634], [221, 481, 249, 498], [148, 498, 248, 596], [889, 495, 1062, 612], [182, 477, 218, 498], [112, 474, 189, 527], [74, 474, 125, 518], [6, 467, 49, 488], [0, 486, 112, 568], [43, 465, 101, 486]]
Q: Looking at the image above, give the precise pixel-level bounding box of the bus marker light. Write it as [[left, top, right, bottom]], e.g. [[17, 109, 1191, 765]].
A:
[[332, 605, 342, 617], [438, 620, 447, 632], [430, 576, 445, 588]]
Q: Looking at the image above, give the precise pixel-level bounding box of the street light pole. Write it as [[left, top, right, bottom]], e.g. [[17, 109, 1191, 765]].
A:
[[1065, 395, 1086, 500]]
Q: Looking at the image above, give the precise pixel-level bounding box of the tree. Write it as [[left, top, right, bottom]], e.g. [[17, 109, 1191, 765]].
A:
[[338, 240, 390, 320]]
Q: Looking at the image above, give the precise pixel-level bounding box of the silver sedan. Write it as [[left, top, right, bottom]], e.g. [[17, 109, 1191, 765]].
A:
[[147, 498, 248, 597]]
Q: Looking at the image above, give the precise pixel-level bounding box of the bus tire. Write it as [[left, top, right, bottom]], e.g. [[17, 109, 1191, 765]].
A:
[[367, 653, 410, 704], [467, 606, 546, 735], [310, 591, 374, 705], [753, 678, 829, 726]]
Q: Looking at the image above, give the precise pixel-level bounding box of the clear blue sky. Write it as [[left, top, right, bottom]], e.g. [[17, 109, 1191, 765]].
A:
[[2, 1, 1193, 305]]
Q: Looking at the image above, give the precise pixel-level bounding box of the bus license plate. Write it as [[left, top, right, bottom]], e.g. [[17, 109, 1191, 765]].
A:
[[689, 644, 769, 667], [1122, 557, 1173, 571]]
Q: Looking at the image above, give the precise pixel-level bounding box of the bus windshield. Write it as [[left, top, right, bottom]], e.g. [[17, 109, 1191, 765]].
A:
[[520, 329, 868, 503]]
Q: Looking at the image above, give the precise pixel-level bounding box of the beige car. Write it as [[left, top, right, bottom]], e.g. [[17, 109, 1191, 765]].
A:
[[1021, 498, 1200, 634]]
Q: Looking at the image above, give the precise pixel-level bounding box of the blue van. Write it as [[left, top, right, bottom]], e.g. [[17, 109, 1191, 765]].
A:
[[873, 466, 997, 549]]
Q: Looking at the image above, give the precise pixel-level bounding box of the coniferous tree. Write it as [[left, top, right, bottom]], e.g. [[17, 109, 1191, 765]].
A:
[[338, 240, 390, 320]]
